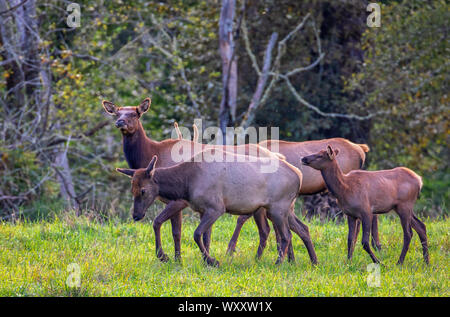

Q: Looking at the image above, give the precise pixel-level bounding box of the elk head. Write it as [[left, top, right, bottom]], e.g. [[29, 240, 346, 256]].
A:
[[102, 98, 151, 135], [301, 145, 340, 170], [116, 156, 159, 221]]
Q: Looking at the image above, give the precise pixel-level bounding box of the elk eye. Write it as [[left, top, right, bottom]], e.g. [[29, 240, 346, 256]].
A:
[[141, 189, 146, 195]]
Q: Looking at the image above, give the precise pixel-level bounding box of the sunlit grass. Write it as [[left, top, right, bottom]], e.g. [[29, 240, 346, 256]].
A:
[[0, 214, 448, 296]]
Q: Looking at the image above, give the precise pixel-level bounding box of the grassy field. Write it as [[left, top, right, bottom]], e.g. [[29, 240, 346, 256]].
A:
[[0, 213, 448, 297]]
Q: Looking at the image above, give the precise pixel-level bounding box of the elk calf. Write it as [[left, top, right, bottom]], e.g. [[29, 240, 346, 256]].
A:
[[117, 149, 318, 266], [301, 145, 429, 265], [227, 138, 383, 257]]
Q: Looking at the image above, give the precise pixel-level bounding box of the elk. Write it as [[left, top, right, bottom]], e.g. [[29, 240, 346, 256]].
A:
[[103, 98, 293, 262], [116, 149, 318, 266], [301, 145, 429, 264], [227, 138, 381, 257]]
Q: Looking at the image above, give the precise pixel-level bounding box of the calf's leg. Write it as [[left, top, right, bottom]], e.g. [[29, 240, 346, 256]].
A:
[[201, 213, 213, 253], [252, 208, 271, 259], [360, 213, 380, 263], [226, 214, 252, 255], [170, 211, 183, 261], [288, 213, 318, 265], [347, 215, 359, 261], [396, 205, 413, 265], [411, 214, 429, 264], [153, 200, 187, 262], [371, 215, 382, 251], [267, 209, 291, 265], [193, 208, 225, 267]]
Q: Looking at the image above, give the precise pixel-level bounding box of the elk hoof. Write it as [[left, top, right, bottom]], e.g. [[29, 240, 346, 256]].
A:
[[157, 252, 169, 263], [206, 257, 220, 267], [275, 258, 283, 265], [174, 253, 182, 262], [372, 242, 382, 251]]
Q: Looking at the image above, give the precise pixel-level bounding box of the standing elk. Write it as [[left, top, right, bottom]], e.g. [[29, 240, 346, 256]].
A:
[[301, 145, 429, 264], [227, 138, 382, 258], [116, 150, 318, 266], [103, 98, 295, 262]]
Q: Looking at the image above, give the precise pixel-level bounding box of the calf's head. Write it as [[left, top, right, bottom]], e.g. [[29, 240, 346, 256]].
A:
[[102, 98, 151, 135], [116, 156, 159, 221], [301, 145, 340, 170]]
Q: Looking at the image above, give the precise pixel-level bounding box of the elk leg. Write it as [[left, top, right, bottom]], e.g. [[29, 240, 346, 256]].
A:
[[287, 241, 295, 263], [226, 214, 252, 255], [395, 206, 413, 265], [269, 214, 295, 262], [202, 225, 212, 253], [360, 213, 380, 263], [347, 215, 359, 261], [411, 214, 429, 264], [354, 218, 361, 242], [193, 209, 224, 267], [268, 210, 291, 265], [289, 214, 318, 265], [170, 211, 183, 261], [266, 212, 283, 257], [371, 215, 382, 251], [252, 208, 271, 259], [153, 200, 187, 262]]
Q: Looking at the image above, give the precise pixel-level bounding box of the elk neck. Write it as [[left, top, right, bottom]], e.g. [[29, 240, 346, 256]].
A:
[[122, 121, 157, 169], [153, 164, 192, 201], [320, 159, 348, 198]]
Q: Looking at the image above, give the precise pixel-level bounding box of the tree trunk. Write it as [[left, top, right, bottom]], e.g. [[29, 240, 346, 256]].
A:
[[218, 0, 237, 144], [54, 146, 80, 213], [0, 0, 40, 109]]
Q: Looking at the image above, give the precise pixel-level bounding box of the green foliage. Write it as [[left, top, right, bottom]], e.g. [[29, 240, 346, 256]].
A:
[[0, 0, 447, 219], [346, 0, 449, 174], [415, 169, 449, 219], [0, 145, 59, 217]]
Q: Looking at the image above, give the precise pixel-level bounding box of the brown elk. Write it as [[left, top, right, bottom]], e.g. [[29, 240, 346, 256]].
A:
[[301, 145, 429, 264], [227, 138, 382, 257], [103, 98, 293, 262], [116, 150, 318, 266]]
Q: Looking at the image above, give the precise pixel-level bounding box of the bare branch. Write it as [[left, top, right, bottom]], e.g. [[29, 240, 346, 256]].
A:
[[47, 120, 109, 147], [282, 74, 389, 120], [240, 32, 278, 128], [241, 12, 387, 122], [0, 0, 28, 16], [241, 17, 260, 76]]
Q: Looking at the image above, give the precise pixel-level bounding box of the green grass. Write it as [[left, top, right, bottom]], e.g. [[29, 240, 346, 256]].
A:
[[0, 213, 448, 296]]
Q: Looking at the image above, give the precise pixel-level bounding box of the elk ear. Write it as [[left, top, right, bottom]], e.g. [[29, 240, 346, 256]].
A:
[[138, 98, 151, 116], [334, 148, 340, 157], [102, 100, 118, 115], [326, 145, 335, 160], [116, 168, 135, 178], [146, 155, 158, 176], [174, 122, 182, 139]]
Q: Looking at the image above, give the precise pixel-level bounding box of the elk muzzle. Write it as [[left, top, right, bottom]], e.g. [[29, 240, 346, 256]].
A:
[[115, 119, 126, 128], [132, 198, 146, 221], [301, 157, 310, 165]]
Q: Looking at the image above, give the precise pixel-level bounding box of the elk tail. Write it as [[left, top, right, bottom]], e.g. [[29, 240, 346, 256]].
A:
[[417, 174, 423, 199], [358, 144, 370, 153]]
